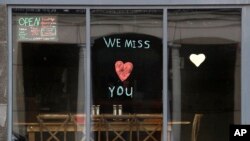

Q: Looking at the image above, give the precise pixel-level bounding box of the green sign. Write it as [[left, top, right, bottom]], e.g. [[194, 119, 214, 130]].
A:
[[17, 16, 57, 41]]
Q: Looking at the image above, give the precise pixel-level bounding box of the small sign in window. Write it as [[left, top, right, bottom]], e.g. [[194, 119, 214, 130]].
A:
[[17, 16, 58, 41]]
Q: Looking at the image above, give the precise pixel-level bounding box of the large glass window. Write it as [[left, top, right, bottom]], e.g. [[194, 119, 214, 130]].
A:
[[91, 9, 163, 141], [12, 9, 86, 141], [10, 8, 243, 141], [167, 9, 241, 141]]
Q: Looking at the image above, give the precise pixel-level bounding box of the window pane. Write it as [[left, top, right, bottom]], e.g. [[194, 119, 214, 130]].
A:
[[91, 9, 163, 141], [12, 9, 86, 141], [168, 9, 241, 141]]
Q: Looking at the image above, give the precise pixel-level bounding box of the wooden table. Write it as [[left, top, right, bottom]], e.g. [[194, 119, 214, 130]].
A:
[[15, 114, 190, 141]]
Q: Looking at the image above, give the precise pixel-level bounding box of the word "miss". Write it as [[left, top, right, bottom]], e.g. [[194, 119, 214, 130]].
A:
[[103, 37, 151, 49]]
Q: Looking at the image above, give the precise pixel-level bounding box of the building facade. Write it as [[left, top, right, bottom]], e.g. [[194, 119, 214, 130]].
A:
[[1, 0, 250, 141], [0, 1, 7, 141]]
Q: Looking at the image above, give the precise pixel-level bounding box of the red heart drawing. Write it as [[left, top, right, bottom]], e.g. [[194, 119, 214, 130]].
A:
[[115, 61, 133, 82]]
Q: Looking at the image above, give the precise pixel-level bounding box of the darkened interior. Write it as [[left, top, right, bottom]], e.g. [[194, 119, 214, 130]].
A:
[[20, 41, 239, 141], [91, 33, 163, 114], [22, 43, 80, 121], [168, 43, 239, 141], [11, 8, 242, 141]]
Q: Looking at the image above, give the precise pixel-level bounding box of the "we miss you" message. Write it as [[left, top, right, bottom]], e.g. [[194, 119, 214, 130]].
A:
[[102, 36, 152, 98], [103, 37, 151, 49]]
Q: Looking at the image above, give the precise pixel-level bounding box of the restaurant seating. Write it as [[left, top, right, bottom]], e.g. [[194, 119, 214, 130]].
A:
[[166, 113, 202, 141], [25, 113, 193, 141], [36, 114, 70, 141], [136, 116, 162, 141], [71, 114, 95, 141], [191, 114, 203, 141], [32, 114, 164, 141]]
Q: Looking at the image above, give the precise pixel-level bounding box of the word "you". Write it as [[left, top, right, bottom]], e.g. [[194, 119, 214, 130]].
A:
[[108, 86, 133, 98]]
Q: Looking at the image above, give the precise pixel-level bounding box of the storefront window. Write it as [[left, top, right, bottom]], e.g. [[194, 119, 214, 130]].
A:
[[168, 9, 241, 141], [12, 9, 86, 141], [91, 9, 163, 141], [10, 7, 243, 141]]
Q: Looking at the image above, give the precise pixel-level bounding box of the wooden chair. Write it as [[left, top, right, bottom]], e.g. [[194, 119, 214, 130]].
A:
[[136, 115, 163, 141], [37, 114, 70, 141], [191, 114, 203, 141], [102, 114, 135, 141]]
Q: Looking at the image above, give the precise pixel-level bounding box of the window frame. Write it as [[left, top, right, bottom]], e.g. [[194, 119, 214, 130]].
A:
[[5, 0, 250, 5], [7, 5, 250, 141]]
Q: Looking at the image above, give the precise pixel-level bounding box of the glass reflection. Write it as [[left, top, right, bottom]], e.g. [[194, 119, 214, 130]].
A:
[[168, 9, 241, 141]]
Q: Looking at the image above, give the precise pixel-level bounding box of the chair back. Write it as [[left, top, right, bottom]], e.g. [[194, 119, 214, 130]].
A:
[[191, 114, 203, 141], [37, 114, 70, 141]]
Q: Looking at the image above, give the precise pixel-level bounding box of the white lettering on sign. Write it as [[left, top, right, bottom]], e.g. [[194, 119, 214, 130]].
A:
[[103, 37, 150, 49], [18, 17, 41, 26], [234, 129, 247, 136], [108, 86, 133, 98], [103, 37, 121, 48]]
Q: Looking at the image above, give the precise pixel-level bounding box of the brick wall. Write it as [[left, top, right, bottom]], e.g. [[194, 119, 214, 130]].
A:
[[0, 4, 7, 141]]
